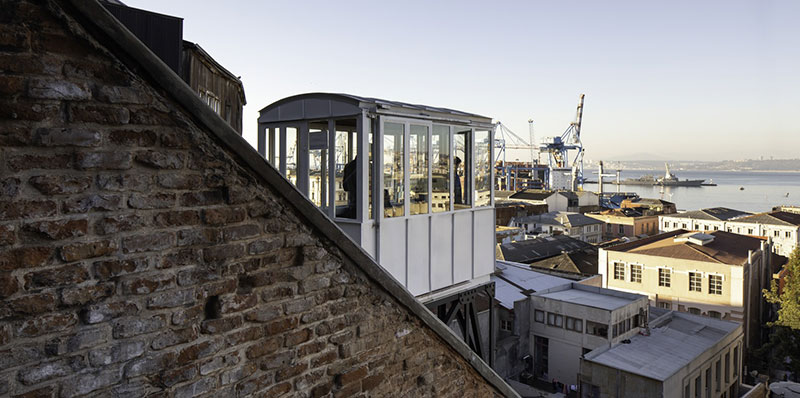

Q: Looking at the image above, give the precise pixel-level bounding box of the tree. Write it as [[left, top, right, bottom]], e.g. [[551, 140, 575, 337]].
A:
[[764, 247, 800, 330]]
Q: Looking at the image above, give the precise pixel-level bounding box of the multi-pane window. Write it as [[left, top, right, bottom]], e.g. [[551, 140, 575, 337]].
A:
[[733, 347, 739, 377], [586, 321, 608, 337], [658, 301, 671, 310], [431, 125, 450, 213], [383, 122, 405, 218], [408, 125, 429, 215], [689, 272, 702, 292], [613, 262, 625, 280], [630, 264, 642, 283], [534, 310, 545, 323], [659, 268, 671, 287], [547, 313, 563, 328], [500, 319, 513, 331], [774, 230, 780, 237], [709, 275, 722, 295], [474, 129, 491, 207], [566, 317, 583, 333], [665, 221, 669, 228], [786, 231, 792, 238]]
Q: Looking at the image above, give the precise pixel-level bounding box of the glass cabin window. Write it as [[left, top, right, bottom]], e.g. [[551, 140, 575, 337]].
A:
[[308, 121, 329, 212], [368, 122, 374, 219], [383, 122, 405, 218], [453, 128, 471, 209], [474, 129, 491, 207], [286, 126, 298, 186], [409, 125, 429, 215], [431, 125, 450, 212], [265, 127, 278, 167], [335, 119, 358, 219]]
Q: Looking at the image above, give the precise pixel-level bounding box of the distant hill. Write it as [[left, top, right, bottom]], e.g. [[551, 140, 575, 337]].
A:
[[597, 159, 800, 172]]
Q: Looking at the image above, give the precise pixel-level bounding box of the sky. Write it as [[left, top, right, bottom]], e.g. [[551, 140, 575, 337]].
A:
[[128, 0, 800, 162]]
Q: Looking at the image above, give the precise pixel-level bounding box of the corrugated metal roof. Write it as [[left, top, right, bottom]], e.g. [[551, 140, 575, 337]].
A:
[[585, 311, 741, 381]]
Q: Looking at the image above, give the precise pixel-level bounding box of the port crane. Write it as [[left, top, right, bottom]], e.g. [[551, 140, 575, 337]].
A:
[[493, 121, 548, 191], [539, 94, 585, 191]]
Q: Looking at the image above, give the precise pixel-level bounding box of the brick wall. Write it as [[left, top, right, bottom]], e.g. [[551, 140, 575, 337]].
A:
[[0, 1, 505, 397]]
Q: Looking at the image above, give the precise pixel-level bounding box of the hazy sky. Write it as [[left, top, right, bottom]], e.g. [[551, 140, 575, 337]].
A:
[[128, 0, 799, 162]]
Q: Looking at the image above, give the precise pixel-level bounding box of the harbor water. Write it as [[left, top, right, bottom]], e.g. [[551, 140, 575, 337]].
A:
[[582, 169, 800, 213]]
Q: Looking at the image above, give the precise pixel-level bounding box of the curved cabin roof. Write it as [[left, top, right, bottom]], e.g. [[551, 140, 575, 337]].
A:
[[258, 92, 493, 126]]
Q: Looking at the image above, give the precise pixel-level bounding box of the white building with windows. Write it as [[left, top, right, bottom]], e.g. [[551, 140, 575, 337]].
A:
[[598, 230, 774, 349], [512, 211, 604, 243], [660, 208, 800, 257], [258, 93, 497, 363]]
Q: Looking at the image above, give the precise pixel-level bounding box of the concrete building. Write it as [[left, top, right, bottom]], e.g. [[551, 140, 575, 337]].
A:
[[580, 309, 744, 398], [586, 207, 659, 240], [513, 211, 604, 243], [621, 197, 677, 215], [599, 230, 774, 349], [659, 207, 751, 234], [496, 225, 526, 244], [529, 283, 650, 387], [509, 190, 600, 214]]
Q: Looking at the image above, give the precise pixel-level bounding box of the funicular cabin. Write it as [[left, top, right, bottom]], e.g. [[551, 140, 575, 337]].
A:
[[258, 94, 497, 360]]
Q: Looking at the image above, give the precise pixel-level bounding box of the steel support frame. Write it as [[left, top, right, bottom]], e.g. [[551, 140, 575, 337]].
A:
[[425, 282, 495, 367]]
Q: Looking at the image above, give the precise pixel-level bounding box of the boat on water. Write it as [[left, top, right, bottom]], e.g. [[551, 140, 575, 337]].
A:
[[656, 163, 704, 187], [612, 174, 657, 186]]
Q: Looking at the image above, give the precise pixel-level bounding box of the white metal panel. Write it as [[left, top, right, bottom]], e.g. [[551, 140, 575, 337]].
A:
[[379, 219, 407, 287], [431, 213, 453, 291], [473, 208, 495, 279], [360, 221, 376, 259], [453, 211, 472, 284], [407, 217, 430, 296]]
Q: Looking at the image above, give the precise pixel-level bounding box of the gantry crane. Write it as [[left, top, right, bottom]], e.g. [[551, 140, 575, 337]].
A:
[[539, 94, 585, 191]]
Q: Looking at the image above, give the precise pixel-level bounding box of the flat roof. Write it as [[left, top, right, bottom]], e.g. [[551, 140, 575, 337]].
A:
[[584, 311, 741, 381], [493, 261, 573, 309], [535, 285, 640, 311]]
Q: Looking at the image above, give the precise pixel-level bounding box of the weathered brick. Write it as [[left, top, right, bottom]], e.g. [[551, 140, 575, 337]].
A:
[[26, 78, 91, 100], [0, 224, 15, 246], [88, 340, 145, 366], [202, 244, 244, 263], [129, 108, 174, 126], [7, 153, 72, 172], [33, 128, 101, 147], [11, 385, 56, 398], [62, 194, 122, 213], [68, 104, 130, 125], [181, 190, 225, 207], [112, 316, 165, 339], [16, 313, 78, 338], [248, 236, 283, 255], [200, 316, 243, 334], [158, 363, 198, 387], [95, 213, 144, 235], [224, 326, 262, 346], [8, 292, 57, 315], [60, 367, 122, 398], [60, 282, 115, 306], [171, 305, 203, 326], [147, 288, 195, 309], [0, 24, 30, 52], [60, 239, 116, 261], [199, 278, 237, 298], [156, 173, 202, 190], [222, 224, 260, 242], [135, 150, 185, 169], [121, 272, 174, 295], [161, 248, 200, 269], [0, 200, 57, 220], [0, 272, 20, 298], [80, 302, 138, 324], [121, 231, 173, 253], [177, 228, 222, 247], [176, 267, 220, 286], [29, 175, 92, 196], [96, 174, 151, 192], [75, 151, 132, 170], [202, 207, 246, 226], [23, 219, 88, 240], [174, 376, 216, 398], [127, 193, 175, 209], [199, 353, 239, 376], [0, 247, 53, 271], [96, 85, 151, 104], [1, 177, 21, 198], [220, 293, 257, 314], [17, 356, 86, 385], [47, 326, 109, 355], [108, 129, 157, 146], [123, 351, 176, 378], [94, 257, 150, 280], [265, 317, 299, 337], [300, 275, 331, 294], [284, 297, 316, 315], [0, 102, 61, 124], [244, 304, 283, 323], [24, 264, 89, 288], [153, 210, 200, 227], [285, 328, 312, 346], [151, 327, 197, 350], [176, 339, 221, 365]]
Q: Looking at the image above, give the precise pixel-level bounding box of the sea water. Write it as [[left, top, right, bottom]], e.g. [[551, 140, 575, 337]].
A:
[[582, 170, 800, 213]]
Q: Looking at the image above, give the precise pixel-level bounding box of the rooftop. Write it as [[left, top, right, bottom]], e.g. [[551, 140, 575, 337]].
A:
[[516, 211, 603, 228], [584, 311, 741, 381], [606, 229, 764, 265], [528, 248, 598, 275], [665, 207, 751, 221], [533, 283, 645, 311], [492, 261, 573, 309], [509, 190, 553, 201], [498, 235, 593, 264], [731, 211, 800, 227]]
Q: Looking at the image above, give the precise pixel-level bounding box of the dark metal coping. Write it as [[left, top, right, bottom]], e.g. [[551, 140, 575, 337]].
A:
[[259, 92, 493, 121], [65, 1, 518, 396]]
